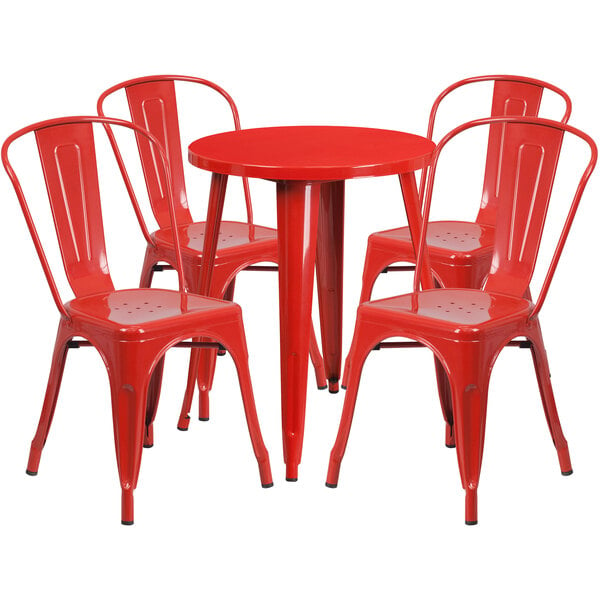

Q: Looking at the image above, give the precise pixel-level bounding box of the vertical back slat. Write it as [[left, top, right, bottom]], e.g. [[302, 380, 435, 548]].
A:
[[125, 80, 192, 228], [483, 122, 563, 296], [35, 122, 114, 297], [477, 80, 544, 224]]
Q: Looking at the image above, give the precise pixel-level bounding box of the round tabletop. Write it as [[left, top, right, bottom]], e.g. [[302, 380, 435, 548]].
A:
[[188, 126, 435, 181]]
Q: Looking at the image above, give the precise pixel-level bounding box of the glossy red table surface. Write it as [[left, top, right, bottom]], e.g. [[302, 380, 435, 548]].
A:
[[188, 126, 435, 180]]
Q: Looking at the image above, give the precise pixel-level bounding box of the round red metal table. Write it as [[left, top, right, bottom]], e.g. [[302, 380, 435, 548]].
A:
[[188, 125, 435, 480]]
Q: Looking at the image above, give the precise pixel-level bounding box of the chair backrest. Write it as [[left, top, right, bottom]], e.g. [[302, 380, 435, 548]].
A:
[[97, 75, 254, 232], [424, 75, 572, 226], [414, 116, 597, 316], [2, 116, 187, 318]]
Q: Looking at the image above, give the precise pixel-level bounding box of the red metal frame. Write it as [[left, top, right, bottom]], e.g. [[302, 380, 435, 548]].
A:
[[328, 116, 597, 525], [97, 75, 327, 424], [2, 116, 273, 525], [347, 75, 572, 445]]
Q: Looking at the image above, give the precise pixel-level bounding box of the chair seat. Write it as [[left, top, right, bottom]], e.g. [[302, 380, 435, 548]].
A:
[[373, 220, 495, 265], [66, 288, 237, 340], [361, 288, 532, 340], [153, 220, 277, 256]]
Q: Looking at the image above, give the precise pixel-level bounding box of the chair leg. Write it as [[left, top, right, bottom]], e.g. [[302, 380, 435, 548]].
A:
[[143, 356, 165, 448], [203, 316, 273, 487], [139, 246, 166, 443], [341, 242, 406, 389], [327, 319, 387, 487], [434, 358, 455, 448], [527, 321, 572, 475], [106, 343, 155, 525], [176, 258, 204, 431], [178, 348, 199, 431], [358, 238, 399, 305], [217, 278, 237, 355], [445, 343, 493, 525], [27, 321, 72, 476], [310, 325, 328, 390], [195, 268, 235, 422], [197, 348, 217, 421], [139, 246, 156, 288], [431, 273, 471, 451]]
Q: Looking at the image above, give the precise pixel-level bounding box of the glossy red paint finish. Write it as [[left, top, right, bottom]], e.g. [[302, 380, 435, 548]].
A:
[[188, 126, 435, 180], [97, 76, 326, 425], [276, 181, 321, 479], [358, 75, 571, 297], [189, 126, 434, 480], [316, 182, 345, 392], [328, 116, 597, 524], [352, 75, 572, 445], [2, 116, 273, 525]]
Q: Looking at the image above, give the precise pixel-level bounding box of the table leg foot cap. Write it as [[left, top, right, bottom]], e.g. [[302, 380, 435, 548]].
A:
[[26, 470, 38, 476], [198, 417, 209, 422], [143, 443, 154, 449], [445, 443, 456, 449], [121, 520, 134, 526], [262, 482, 274, 488], [465, 520, 478, 526], [562, 469, 573, 476], [325, 482, 337, 488], [286, 477, 298, 482]]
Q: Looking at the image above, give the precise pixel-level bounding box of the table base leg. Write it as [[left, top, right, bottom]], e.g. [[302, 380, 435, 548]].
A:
[[316, 181, 345, 394], [276, 180, 321, 481]]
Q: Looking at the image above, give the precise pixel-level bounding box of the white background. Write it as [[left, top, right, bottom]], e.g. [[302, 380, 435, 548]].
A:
[[1, 1, 598, 598]]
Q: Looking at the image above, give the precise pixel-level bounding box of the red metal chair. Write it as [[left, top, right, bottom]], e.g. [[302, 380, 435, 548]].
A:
[[97, 75, 327, 432], [327, 116, 597, 525], [2, 116, 273, 525], [347, 75, 572, 446]]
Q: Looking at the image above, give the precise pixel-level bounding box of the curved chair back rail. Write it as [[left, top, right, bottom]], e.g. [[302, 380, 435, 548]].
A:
[[2, 116, 187, 315], [419, 75, 572, 225], [414, 115, 598, 315], [97, 75, 254, 235]]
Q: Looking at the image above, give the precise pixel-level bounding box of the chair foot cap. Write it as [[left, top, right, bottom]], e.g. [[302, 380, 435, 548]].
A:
[[341, 385, 347, 390], [177, 426, 189, 431], [143, 443, 154, 448], [26, 470, 38, 476], [325, 482, 337, 488], [198, 417, 209, 422], [465, 520, 478, 526], [317, 385, 328, 390], [121, 520, 134, 526], [286, 477, 298, 482], [445, 443, 456, 449], [561, 469, 573, 476], [262, 482, 274, 488]]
